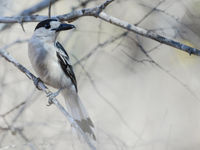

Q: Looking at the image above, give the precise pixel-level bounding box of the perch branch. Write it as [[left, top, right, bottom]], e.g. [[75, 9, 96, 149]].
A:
[[0, 48, 96, 150]]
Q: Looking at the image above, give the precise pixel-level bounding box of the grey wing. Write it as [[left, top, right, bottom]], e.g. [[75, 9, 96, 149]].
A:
[[55, 41, 78, 92]]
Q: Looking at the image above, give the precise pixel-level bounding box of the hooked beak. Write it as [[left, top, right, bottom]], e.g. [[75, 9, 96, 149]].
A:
[[55, 23, 75, 32]]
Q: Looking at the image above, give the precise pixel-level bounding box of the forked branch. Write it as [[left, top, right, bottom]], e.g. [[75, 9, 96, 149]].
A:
[[0, 0, 199, 56]]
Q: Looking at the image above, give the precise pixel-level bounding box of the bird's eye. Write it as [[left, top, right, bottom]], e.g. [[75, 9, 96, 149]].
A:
[[44, 23, 50, 29]]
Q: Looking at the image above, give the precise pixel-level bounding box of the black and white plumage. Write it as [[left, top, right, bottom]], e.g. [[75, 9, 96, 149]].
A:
[[55, 41, 78, 92], [28, 19, 96, 143]]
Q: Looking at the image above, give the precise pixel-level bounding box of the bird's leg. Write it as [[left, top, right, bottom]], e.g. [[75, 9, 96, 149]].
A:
[[33, 77, 45, 90], [47, 88, 62, 106]]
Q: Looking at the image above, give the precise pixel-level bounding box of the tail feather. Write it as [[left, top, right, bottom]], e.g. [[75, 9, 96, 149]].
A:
[[62, 89, 96, 141]]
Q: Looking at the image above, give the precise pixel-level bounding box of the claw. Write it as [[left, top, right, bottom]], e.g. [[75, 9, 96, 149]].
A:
[[46, 89, 62, 106], [33, 77, 44, 90], [47, 97, 53, 106]]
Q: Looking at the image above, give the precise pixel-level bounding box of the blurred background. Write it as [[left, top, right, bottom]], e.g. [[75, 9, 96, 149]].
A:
[[0, 0, 200, 149]]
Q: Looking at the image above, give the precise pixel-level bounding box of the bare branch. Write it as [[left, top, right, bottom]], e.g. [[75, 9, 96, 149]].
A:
[[73, 54, 143, 140], [121, 50, 153, 64], [17, 129, 38, 150], [0, 101, 26, 117], [97, 0, 114, 14], [73, 32, 127, 66], [2, 116, 38, 150], [72, 0, 95, 10], [0, 0, 114, 23], [0, 0, 198, 56], [1, 39, 28, 49], [126, 35, 200, 102], [98, 12, 200, 56], [0, 49, 96, 150], [0, 0, 60, 30], [135, 0, 165, 26], [140, 3, 193, 33], [20, 0, 59, 16], [48, 0, 52, 18]]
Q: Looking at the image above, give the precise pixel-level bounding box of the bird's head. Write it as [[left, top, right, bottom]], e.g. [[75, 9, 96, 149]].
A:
[[33, 19, 75, 41]]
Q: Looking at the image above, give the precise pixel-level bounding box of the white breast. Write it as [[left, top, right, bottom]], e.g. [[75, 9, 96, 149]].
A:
[[28, 36, 72, 89]]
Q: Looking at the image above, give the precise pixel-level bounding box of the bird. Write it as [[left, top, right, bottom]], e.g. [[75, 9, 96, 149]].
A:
[[28, 19, 96, 143]]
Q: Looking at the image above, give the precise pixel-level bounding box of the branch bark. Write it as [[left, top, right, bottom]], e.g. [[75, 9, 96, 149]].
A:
[[0, 48, 96, 150], [0, 0, 199, 56], [0, 0, 60, 31], [99, 12, 200, 56]]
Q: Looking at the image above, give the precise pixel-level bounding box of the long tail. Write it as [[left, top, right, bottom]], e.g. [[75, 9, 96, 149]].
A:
[[62, 89, 96, 142]]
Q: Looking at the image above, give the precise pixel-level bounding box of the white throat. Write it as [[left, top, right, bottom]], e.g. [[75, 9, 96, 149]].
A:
[[33, 28, 58, 43]]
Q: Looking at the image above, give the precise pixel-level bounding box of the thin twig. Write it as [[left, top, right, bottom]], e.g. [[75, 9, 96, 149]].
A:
[[0, 101, 26, 117], [73, 32, 128, 66], [72, 0, 95, 10], [48, 0, 52, 18], [0, 89, 40, 149], [1, 39, 28, 50], [72, 54, 144, 140], [21, 0, 59, 16], [128, 35, 200, 102], [0, 0, 60, 31], [135, 0, 165, 26]]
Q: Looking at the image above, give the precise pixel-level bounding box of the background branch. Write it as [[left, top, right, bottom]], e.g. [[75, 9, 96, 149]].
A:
[[0, 0, 199, 56], [98, 12, 200, 56], [0, 0, 60, 31], [48, 0, 52, 18]]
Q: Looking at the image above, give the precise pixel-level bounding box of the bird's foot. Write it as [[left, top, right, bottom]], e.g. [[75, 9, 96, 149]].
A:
[[33, 77, 44, 90], [46, 89, 62, 106]]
